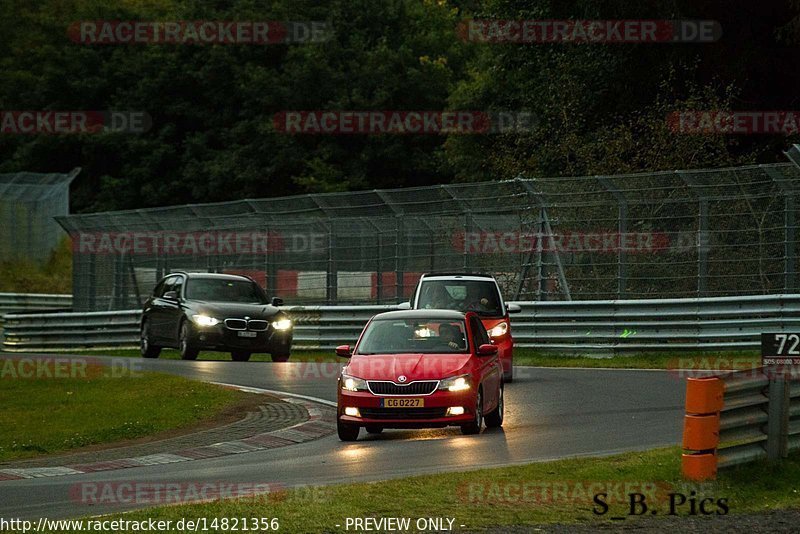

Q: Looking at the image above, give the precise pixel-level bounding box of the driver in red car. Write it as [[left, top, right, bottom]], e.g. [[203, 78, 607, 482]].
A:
[[437, 323, 465, 351]]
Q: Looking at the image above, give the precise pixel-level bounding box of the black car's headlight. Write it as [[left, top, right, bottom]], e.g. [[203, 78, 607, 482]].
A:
[[271, 318, 292, 331], [191, 314, 220, 327]]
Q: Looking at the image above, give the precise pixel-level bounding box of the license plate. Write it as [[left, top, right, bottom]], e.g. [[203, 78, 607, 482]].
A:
[[237, 331, 257, 338], [381, 398, 424, 408]]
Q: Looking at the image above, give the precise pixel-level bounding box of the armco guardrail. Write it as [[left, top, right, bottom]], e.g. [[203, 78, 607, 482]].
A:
[[512, 294, 800, 351], [682, 367, 800, 480], [0, 293, 72, 316], [1, 310, 141, 349], [0, 306, 388, 351], [3, 294, 800, 352]]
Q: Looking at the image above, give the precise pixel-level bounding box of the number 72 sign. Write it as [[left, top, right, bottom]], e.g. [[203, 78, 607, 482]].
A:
[[761, 333, 800, 365]]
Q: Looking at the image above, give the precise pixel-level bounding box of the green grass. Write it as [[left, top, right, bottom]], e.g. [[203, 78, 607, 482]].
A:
[[0, 237, 72, 293], [52, 348, 339, 363], [64, 447, 800, 532], [516, 350, 761, 369], [61, 347, 762, 370], [0, 363, 255, 461]]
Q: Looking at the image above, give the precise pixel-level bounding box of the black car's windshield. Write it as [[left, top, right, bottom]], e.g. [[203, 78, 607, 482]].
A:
[[356, 318, 468, 355], [417, 280, 503, 317], [185, 278, 267, 304]]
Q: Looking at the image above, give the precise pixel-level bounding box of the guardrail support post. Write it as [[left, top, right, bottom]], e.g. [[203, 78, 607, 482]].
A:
[[682, 376, 723, 481], [766, 372, 790, 461]]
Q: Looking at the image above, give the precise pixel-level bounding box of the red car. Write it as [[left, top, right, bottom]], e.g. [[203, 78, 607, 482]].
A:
[[404, 273, 520, 382], [335, 309, 504, 441]]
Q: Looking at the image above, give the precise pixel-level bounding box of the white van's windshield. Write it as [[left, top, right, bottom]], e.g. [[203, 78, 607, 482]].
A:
[[417, 280, 503, 317]]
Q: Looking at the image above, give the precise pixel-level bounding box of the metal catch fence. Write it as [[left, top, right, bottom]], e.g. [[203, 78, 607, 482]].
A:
[[55, 161, 800, 311], [0, 169, 78, 263]]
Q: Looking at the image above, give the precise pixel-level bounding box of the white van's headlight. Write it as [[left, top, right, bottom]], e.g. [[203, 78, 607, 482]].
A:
[[488, 322, 508, 338]]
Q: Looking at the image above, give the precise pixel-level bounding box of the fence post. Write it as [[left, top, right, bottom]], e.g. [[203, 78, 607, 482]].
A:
[[766, 371, 790, 461], [764, 164, 798, 292], [682, 376, 724, 481], [326, 221, 337, 305], [596, 176, 628, 298], [679, 172, 710, 296]]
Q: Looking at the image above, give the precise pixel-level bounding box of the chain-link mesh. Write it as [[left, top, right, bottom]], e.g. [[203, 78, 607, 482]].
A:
[[56, 163, 800, 311], [0, 169, 78, 263]]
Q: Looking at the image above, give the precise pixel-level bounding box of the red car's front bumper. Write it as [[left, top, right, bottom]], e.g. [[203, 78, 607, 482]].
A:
[[338, 388, 476, 428]]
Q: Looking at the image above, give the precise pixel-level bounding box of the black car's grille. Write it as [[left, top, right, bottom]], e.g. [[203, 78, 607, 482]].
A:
[[360, 408, 447, 420], [247, 320, 268, 331], [367, 381, 438, 396], [224, 318, 268, 331], [224, 319, 247, 330]]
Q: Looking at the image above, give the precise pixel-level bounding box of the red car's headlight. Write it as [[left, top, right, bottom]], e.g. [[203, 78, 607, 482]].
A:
[[438, 374, 471, 392], [341, 374, 368, 392]]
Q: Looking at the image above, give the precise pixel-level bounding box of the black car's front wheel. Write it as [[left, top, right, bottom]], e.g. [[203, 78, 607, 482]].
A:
[[140, 321, 161, 359], [179, 321, 199, 361], [231, 351, 251, 362]]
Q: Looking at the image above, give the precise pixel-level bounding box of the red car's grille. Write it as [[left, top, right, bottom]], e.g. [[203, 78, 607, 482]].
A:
[[360, 408, 447, 420], [367, 381, 438, 395]]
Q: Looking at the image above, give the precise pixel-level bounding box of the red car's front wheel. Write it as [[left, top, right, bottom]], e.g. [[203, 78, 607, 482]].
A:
[[485, 384, 504, 428], [337, 419, 360, 441], [461, 388, 483, 435]]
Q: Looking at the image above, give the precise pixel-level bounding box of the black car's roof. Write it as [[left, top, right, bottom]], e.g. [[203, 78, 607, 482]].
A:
[[173, 272, 252, 281], [373, 309, 466, 321]]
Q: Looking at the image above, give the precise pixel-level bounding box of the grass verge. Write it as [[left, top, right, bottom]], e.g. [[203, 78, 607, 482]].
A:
[[57, 347, 762, 370], [0, 363, 257, 462], [0, 237, 72, 294], [65, 447, 800, 532]]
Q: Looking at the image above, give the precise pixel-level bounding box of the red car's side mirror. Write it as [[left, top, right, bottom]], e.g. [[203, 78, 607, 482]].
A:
[[335, 345, 353, 358], [477, 343, 498, 356]]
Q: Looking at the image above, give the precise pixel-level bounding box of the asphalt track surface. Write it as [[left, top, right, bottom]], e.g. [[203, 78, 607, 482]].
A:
[[0, 355, 686, 520]]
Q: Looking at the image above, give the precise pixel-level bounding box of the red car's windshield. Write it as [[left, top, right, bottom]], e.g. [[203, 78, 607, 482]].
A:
[[356, 319, 469, 355]]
